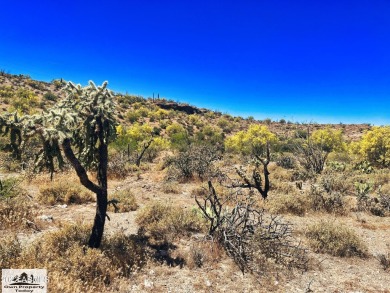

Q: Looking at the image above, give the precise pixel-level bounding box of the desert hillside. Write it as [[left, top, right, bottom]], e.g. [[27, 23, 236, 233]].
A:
[[0, 73, 389, 293]]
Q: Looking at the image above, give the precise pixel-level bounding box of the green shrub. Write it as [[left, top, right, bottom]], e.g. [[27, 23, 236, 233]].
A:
[[10, 88, 39, 114], [125, 110, 140, 123], [0, 177, 22, 198], [43, 91, 57, 101], [328, 161, 346, 172]]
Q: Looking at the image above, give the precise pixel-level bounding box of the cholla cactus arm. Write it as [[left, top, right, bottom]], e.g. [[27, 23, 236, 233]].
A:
[[0, 112, 23, 159], [0, 80, 117, 248]]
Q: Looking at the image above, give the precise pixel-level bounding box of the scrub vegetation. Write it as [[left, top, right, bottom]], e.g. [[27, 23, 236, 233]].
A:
[[0, 73, 389, 292]]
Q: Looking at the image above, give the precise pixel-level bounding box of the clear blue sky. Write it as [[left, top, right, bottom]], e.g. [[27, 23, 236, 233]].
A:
[[1, 1, 389, 125]]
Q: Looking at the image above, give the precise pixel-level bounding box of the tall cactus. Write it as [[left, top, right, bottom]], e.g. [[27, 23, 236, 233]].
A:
[[0, 80, 117, 248]]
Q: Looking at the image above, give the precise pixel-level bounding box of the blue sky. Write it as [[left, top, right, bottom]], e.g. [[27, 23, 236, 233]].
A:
[[1, 1, 389, 125]]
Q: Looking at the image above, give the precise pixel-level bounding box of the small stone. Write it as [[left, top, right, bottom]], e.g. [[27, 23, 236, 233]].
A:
[[38, 215, 53, 221], [205, 280, 212, 287], [144, 278, 154, 288]]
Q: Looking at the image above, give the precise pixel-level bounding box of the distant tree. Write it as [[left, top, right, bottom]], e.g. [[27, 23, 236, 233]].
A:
[[294, 127, 345, 174], [225, 124, 277, 199], [166, 122, 189, 150], [195, 124, 224, 146], [0, 81, 117, 248], [225, 124, 277, 157], [351, 126, 390, 167], [263, 118, 272, 125], [310, 128, 345, 153]]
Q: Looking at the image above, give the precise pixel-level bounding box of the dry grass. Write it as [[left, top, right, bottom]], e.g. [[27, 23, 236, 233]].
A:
[[38, 180, 94, 205], [269, 164, 294, 181], [0, 233, 22, 268], [2, 223, 147, 293], [0, 195, 37, 230], [107, 187, 138, 213], [266, 193, 309, 216], [101, 232, 147, 276], [307, 185, 348, 215], [305, 220, 368, 258], [136, 201, 207, 243], [184, 238, 225, 269], [161, 181, 182, 194], [2, 74, 390, 292]]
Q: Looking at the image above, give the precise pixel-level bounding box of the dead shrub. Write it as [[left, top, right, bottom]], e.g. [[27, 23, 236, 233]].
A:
[[305, 220, 368, 257], [377, 252, 390, 270], [309, 185, 346, 215], [0, 196, 36, 230], [136, 201, 206, 243], [192, 185, 209, 198], [21, 223, 91, 265], [0, 152, 21, 172], [276, 154, 296, 169], [195, 181, 309, 275], [161, 181, 182, 194], [267, 194, 309, 216], [270, 165, 294, 181], [102, 232, 147, 277], [0, 234, 22, 268], [107, 152, 131, 179], [271, 181, 296, 195], [372, 169, 390, 187], [166, 144, 221, 181], [187, 238, 224, 268], [15, 223, 121, 292], [9, 223, 147, 292], [107, 188, 138, 213], [38, 180, 94, 205], [319, 172, 350, 194], [55, 244, 115, 289], [379, 183, 390, 196]]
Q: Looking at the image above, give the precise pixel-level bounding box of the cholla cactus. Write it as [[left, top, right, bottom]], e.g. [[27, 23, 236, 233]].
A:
[[0, 80, 117, 248]]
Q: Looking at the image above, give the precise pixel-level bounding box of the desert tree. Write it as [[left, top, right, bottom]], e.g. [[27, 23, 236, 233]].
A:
[[350, 126, 390, 168], [0, 81, 117, 248], [225, 124, 278, 199], [294, 127, 345, 174]]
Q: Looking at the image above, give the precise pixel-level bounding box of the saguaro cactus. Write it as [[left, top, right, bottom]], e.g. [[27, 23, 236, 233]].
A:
[[0, 81, 117, 248]]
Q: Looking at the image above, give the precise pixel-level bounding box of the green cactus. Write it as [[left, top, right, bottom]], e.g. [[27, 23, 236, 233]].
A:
[[0, 80, 117, 248]]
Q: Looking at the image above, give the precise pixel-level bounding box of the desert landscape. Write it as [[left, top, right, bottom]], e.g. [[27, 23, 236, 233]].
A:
[[0, 73, 389, 292]]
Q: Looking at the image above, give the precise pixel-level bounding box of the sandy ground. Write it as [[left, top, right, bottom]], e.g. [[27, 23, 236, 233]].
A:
[[10, 169, 387, 293]]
